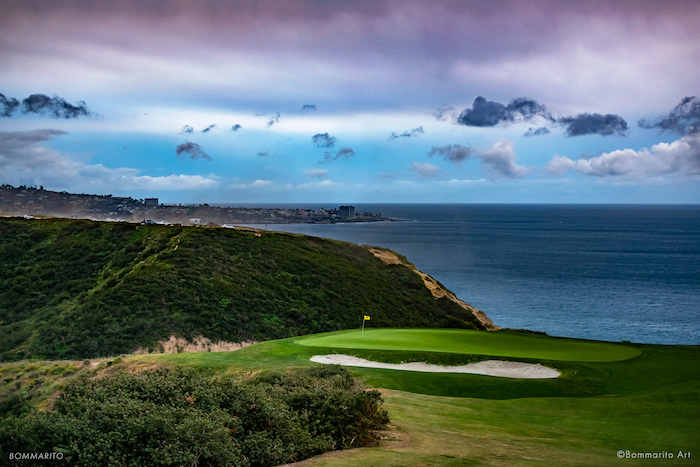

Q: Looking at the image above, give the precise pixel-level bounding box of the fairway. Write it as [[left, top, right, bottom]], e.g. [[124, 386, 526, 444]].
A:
[[298, 329, 641, 362]]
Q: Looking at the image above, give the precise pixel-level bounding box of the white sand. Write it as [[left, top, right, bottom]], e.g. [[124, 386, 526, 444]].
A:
[[310, 354, 560, 379]]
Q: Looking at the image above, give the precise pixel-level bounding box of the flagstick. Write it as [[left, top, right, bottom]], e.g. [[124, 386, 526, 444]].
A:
[[361, 318, 365, 339]]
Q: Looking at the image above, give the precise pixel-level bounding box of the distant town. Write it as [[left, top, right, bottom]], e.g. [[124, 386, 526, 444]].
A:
[[0, 185, 387, 226]]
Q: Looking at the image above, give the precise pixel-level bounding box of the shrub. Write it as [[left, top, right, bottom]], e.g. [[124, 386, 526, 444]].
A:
[[0, 366, 388, 467]]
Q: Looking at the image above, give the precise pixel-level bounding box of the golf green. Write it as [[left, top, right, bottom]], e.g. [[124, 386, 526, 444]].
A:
[[297, 329, 641, 362]]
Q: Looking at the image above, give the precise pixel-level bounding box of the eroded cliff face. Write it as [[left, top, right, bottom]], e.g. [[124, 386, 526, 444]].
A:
[[367, 247, 500, 331]]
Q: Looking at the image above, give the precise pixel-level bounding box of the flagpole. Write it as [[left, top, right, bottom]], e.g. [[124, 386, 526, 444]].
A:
[[361, 317, 365, 339]]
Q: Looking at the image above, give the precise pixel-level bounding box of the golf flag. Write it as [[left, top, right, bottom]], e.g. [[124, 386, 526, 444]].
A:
[[364, 315, 370, 321]]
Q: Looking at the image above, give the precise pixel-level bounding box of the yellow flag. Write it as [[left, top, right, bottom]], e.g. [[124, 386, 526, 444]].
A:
[[364, 315, 370, 321]]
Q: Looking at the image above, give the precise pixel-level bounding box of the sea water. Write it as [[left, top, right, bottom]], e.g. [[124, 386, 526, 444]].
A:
[[235, 204, 700, 345]]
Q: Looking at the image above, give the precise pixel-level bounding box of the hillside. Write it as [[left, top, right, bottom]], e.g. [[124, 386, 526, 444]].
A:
[[0, 217, 495, 361]]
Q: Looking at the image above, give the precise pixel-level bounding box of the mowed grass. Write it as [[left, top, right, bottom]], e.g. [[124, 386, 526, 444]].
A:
[[297, 328, 641, 362], [128, 329, 699, 466]]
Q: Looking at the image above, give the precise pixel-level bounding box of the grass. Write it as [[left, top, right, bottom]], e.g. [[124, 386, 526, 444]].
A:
[[289, 388, 698, 466], [297, 329, 642, 362], [5, 328, 698, 466]]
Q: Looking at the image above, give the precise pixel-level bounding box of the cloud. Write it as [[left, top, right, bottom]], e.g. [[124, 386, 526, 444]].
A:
[[638, 96, 700, 135], [175, 141, 211, 161], [180, 125, 194, 134], [306, 169, 329, 178], [311, 132, 336, 148], [257, 151, 269, 157], [558, 113, 628, 137], [21, 94, 93, 119], [410, 162, 440, 178], [546, 134, 700, 178], [428, 144, 475, 163], [231, 124, 242, 131], [0, 130, 218, 191], [427, 141, 528, 178], [523, 127, 551, 137], [302, 104, 317, 111], [388, 126, 424, 141], [431, 104, 455, 121], [230, 179, 273, 189], [457, 97, 626, 138], [318, 147, 355, 164], [297, 179, 340, 189], [201, 124, 216, 133], [267, 112, 280, 127], [0, 93, 20, 117], [457, 96, 552, 127], [477, 140, 530, 178]]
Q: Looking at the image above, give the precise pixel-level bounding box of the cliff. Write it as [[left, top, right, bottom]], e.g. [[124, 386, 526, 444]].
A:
[[367, 248, 499, 331]]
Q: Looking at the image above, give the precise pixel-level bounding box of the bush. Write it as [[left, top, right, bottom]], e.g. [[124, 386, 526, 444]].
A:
[[0, 366, 388, 467]]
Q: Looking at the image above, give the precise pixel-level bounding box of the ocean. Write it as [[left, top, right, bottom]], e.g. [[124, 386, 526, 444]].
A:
[[236, 204, 700, 345]]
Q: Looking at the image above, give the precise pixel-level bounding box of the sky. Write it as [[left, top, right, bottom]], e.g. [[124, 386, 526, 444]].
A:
[[1, 0, 699, 204]]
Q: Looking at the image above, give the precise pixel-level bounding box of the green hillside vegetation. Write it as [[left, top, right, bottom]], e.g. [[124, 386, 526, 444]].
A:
[[0, 217, 486, 361]]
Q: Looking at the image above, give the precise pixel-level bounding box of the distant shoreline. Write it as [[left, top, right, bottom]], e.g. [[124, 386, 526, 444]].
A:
[[0, 184, 388, 226]]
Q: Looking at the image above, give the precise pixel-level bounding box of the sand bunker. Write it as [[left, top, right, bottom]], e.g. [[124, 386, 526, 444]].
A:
[[310, 354, 560, 379]]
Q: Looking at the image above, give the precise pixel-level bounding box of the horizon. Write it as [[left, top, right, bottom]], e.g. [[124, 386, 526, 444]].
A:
[[1, 0, 699, 204], [4, 184, 700, 208]]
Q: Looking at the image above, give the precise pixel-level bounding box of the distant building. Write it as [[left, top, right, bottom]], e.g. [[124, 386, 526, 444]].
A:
[[339, 205, 355, 219], [145, 198, 159, 206]]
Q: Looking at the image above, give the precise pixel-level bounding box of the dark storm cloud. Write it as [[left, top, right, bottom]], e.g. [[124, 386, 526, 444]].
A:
[[267, 112, 280, 127], [175, 141, 211, 161], [302, 104, 317, 111], [231, 124, 242, 131], [311, 132, 336, 148], [0, 94, 20, 117], [638, 96, 700, 135], [201, 124, 216, 133], [457, 97, 553, 127], [431, 104, 455, 121], [523, 127, 551, 137], [558, 113, 628, 137], [388, 126, 424, 141], [180, 125, 194, 134], [428, 144, 475, 163], [318, 147, 355, 164], [21, 94, 92, 119]]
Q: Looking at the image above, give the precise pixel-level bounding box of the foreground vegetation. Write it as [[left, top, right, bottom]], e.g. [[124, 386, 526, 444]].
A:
[[0, 365, 388, 467], [0, 329, 697, 465], [0, 217, 485, 361], [131, 330, 699, 465]]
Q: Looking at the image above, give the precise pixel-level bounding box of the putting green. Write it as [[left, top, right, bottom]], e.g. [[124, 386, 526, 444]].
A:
[[297, 329, 641, 362]]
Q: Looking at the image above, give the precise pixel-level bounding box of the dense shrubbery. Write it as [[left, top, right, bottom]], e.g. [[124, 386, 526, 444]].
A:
[[0, 365, 389, 466], [0, 218, 484, 361]]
